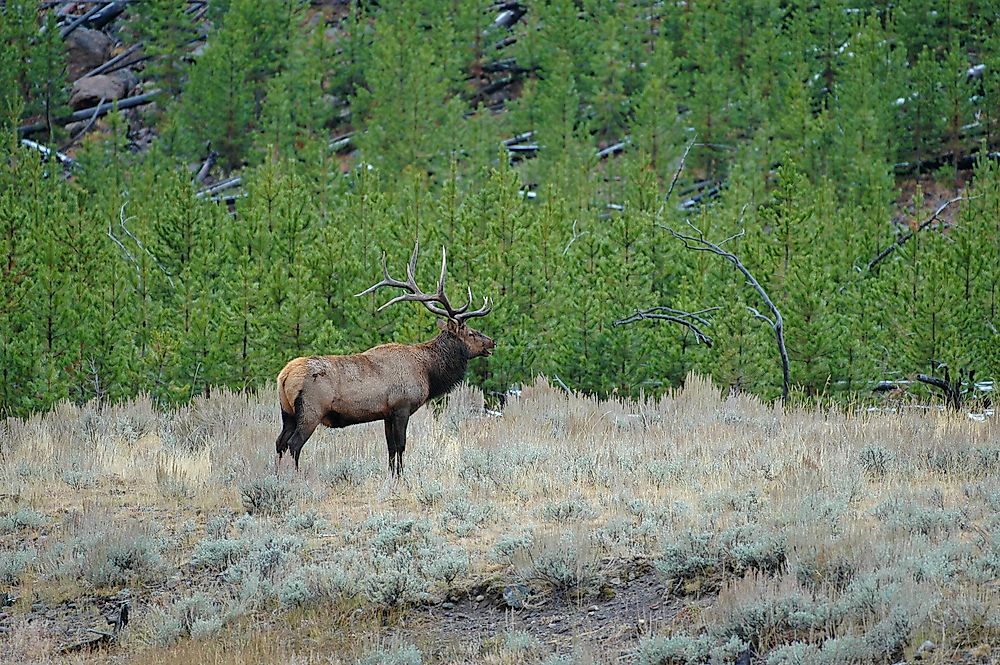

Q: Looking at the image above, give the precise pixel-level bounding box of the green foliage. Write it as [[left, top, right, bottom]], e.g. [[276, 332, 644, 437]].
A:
[[1, 4, 999, 415], [129, 0, 197, 95], [0, 4, 68, 132]]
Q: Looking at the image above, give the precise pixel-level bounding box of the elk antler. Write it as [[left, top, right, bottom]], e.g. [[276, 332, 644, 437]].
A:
[[355, 243, 491, 322]]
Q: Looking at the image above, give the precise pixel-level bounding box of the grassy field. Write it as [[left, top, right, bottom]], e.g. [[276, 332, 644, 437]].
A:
[[1, 375, 998, 664]]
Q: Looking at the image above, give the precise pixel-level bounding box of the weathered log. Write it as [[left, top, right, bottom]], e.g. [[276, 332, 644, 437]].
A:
[[59, 95, 106, 151], [84, 1, 126, 30], [596, 140, 628, 160]]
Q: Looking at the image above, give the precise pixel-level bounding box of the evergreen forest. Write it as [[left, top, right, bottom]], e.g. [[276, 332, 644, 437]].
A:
[[3, 0, 1000, 417]]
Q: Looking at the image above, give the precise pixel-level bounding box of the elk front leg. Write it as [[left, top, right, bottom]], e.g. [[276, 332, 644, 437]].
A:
[[385, 412, 410, 477], [384, 418, 397, 476]]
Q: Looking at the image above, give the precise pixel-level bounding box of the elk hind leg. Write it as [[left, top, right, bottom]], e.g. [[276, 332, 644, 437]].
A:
[[288, 394, 320, 471], [275, 409, 295, 471]]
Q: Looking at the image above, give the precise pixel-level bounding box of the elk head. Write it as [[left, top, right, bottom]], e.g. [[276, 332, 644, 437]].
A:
[[356, 243, 495, 358]]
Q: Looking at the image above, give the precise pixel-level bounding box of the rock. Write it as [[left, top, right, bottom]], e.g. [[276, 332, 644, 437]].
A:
[[69, 71, 134, 110], [502, 584, 530, 610], [441, 601, 454, 610], [915, 641, 936, 659], [65, 28, 112, 81], [474, 594, 485, 602]]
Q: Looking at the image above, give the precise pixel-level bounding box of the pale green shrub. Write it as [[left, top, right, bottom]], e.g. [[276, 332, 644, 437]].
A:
[[238, 474, 297, 515], [0, 507, 46, 534], [0, 548, 37, 584], [359, 644, 423, 665]]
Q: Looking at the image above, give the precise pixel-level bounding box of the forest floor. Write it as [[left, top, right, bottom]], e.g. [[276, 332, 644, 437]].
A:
[[1, 376, 999, 664]]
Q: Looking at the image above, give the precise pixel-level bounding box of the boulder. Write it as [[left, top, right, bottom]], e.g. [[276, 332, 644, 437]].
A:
[[69, 70, 135, 110], [64, 28, 112, 81]]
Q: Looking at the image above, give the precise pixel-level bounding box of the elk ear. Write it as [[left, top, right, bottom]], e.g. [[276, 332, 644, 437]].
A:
[[436, 318, 449, 331]]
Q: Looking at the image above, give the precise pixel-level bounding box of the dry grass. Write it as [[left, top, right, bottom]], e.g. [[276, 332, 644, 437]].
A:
[[1, 375, 998, 663]]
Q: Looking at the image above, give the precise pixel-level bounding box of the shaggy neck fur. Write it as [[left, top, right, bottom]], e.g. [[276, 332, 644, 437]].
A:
[[424, 331, 470, 399]]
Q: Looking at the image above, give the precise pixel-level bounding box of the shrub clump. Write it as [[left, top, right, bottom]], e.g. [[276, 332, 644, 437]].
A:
[[501, 531, 607, 599], [655, 526, 786, 595], [0, 507, 46, 534], [190, 537, 251, 571], [238, 474, 297, 515], [61, 523, 166, 587], [359, 644, 423, 665], [0, 548, 37, 584], [540, 496, 596, 523], [147, 592, 228, 646]]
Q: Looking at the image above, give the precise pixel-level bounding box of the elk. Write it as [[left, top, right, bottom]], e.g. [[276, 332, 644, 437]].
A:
[[274, 243, 494, 476]]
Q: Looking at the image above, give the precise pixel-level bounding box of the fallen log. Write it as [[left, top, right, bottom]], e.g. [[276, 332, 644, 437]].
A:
[[17, 90, 161, 136]]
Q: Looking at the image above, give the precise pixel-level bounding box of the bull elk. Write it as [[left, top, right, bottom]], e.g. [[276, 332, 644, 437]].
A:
[[274, 243, 495, 476]]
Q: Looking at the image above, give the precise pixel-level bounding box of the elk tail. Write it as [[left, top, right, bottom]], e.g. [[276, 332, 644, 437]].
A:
[[277, 365, 296, 415]]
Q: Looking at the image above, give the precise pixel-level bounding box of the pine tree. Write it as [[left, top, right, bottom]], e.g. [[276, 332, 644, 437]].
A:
[[0, 136, 44, 414], [353, 0, 464, 177], [129, 0, 197, 96]]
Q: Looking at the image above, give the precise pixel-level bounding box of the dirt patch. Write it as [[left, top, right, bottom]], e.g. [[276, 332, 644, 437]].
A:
[[406, 569, 707, 661]]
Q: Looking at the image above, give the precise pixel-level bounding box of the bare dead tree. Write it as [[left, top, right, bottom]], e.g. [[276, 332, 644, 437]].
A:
[[661, 211, 791, 402], [562, 220, 588, 255], [614, 306, 719, 347], [615, 136, 716, 345]]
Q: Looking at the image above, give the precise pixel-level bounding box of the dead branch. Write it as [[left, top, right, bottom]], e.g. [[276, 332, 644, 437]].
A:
[[614, 306, 718, 347], [656, 135, 697, 218], [562, 220, 588, 256], [59, 96, 106, 152], [916, 365, 975, 412], [551, 375, 572, 394], [109, 201, 175, 289], [661, 210, 791, 402], [867, 196, 968, 272]]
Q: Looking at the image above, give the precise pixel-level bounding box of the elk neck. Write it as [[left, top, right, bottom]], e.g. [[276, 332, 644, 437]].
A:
[[423, 330, 471, 399]]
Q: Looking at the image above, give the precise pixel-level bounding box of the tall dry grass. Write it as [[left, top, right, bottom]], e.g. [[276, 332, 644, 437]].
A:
[[1, 375, 998, 663]]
